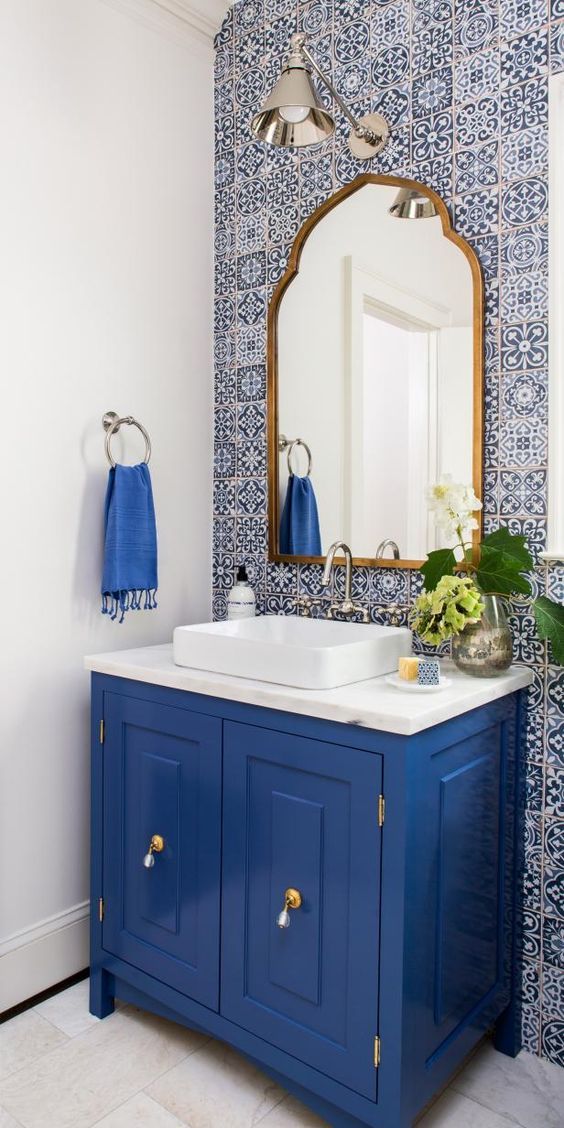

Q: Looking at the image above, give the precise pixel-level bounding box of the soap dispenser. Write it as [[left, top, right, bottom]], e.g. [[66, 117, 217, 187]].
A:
[[227, 565, 256, 621]]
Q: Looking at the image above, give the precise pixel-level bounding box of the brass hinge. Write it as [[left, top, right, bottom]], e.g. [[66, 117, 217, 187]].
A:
[[99, 719, 105, 745], [98, 897, 105, 922], [374, 1036, 381, 1068], [378, 795, 385, 827]]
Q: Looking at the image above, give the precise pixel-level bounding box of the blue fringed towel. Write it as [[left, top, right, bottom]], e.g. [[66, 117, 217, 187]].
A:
[[101, 463, 158, 622], [279, 474, 322, 556]]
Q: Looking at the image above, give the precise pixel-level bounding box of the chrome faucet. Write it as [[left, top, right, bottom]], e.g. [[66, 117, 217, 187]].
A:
[[321, 541, 369, 623], [375, 539, 400, 560]]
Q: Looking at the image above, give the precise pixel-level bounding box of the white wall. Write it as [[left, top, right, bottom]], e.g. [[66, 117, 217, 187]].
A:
[[0, 0, 214, 1009]]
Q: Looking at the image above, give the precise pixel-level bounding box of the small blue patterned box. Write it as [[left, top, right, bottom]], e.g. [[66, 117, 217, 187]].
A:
[[418, 660, 440, 686]]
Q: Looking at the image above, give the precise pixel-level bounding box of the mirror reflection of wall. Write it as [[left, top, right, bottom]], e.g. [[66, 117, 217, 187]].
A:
[[277, 183, 475, 561]]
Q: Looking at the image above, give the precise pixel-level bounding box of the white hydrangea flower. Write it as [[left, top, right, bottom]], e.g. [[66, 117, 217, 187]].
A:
[[427, 476, 483, 543]]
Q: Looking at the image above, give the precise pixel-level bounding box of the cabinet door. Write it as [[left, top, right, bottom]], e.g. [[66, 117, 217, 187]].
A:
[[102, 693, 222, 1010], [221, 721, 382, 1100]]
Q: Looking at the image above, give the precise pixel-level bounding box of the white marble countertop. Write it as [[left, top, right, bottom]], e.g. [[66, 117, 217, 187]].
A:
[[85, 644, 532, 736]]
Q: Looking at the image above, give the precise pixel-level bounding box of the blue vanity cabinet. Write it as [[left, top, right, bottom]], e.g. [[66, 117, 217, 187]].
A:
[[90, 672, 524, 1128], [221, 720, 383, 1100], [99, 691, 222, 1010]]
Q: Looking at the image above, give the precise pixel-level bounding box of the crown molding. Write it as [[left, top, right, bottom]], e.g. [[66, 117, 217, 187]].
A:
[[101, 0, 231, 51], [151, 0, 230, 38]]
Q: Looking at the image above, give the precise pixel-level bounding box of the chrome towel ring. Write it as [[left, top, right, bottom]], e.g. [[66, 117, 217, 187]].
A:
[[278, 433, 313, 477], [102, 411, 152, 468]]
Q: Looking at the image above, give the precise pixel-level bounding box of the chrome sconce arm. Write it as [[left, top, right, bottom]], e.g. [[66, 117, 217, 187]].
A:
[[252, 33, 389, 160], [297, 37, 388, 156]]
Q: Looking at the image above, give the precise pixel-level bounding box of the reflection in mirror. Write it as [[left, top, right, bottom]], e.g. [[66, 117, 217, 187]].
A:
[[273, 180, 481, 565]]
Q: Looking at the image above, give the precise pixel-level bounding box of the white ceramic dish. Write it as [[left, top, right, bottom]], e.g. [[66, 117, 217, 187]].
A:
[[385, 673, 452, 694]]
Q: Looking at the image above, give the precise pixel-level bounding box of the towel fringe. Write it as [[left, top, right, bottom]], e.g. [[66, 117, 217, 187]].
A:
[[101, 588, 157, 623]]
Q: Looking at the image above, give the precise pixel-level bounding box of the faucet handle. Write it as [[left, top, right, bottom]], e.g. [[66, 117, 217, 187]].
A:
[[295, 596, 322, 618], [387, 604, 403, 628], [326, 601, 369, 623], [353, 603, 370, 624]]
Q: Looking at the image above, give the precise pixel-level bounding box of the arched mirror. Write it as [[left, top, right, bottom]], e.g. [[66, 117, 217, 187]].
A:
[[268, 175, 484, 568]]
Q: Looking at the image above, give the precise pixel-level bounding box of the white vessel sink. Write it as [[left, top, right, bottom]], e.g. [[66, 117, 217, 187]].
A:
[[173, 615, 412, 690]]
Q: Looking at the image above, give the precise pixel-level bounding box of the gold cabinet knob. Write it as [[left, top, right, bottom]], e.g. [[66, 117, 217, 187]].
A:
[[143, 834, 165, 869], [277, 887, 302, 929]]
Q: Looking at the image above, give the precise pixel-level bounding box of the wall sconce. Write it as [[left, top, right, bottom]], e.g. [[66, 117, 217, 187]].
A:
[[252, 33, 389, 160], [389, 188, 439, 219]]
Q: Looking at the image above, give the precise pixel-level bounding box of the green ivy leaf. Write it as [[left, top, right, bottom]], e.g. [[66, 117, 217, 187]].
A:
[[476, 544, 532, 596], [420, 548, 456, 592], [481, 527, 534, 572], [534, 597, 564, 665]]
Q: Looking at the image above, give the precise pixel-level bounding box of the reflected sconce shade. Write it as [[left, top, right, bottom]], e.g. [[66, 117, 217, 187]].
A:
[[389, 188, 439, 219], [252, 34, 389, 160]]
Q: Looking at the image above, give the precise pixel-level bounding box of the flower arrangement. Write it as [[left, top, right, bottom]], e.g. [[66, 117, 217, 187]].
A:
[[411, 477, 564, 662], [411, 575, 484, 646]]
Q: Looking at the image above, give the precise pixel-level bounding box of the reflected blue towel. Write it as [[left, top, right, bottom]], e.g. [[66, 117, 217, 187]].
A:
[[279, 475, 322, 556], [101, 463, 158, 622]]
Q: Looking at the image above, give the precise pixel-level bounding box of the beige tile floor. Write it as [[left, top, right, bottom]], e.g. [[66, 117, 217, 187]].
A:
[[0, 981, 563, 1128]]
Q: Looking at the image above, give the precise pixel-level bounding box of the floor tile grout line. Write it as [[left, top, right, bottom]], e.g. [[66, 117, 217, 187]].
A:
[[0, 1103, 25, 1128], [87, 1089, 189, 1128], [448, 1087, 529, 1127], [140, 1035, 214, 1104], [28, 1006, 75, 1041], [0, 1009, 203, 1108], [253, 1090, 290, 1125]]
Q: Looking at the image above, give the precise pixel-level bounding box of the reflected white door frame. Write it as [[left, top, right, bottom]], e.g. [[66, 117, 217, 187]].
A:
[[345, 258, 451, 558]]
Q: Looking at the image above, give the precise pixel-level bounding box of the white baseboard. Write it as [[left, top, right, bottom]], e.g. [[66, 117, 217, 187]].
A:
[[0, 902, 90, 1013]]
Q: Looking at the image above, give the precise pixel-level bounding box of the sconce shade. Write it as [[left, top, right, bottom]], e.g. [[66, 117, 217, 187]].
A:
[[389, 188, 439, 219], [252, 63, 335, 148]]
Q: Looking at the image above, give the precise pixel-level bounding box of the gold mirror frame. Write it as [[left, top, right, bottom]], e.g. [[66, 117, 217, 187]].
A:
[[267, 173, 484, 569]]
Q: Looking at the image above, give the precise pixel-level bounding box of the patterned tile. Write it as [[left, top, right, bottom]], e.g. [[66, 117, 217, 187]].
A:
[[543, 965, 564, 1019], [468, 232, 499, 277], [499, 417, 548, 468], [541, 1018, 564, 1067], [456, 95, 499, 146], [413, 21, 454, 75], [216, 0, 564, 1070], [501, 125, 549, 181], [455, 48, 501, 101], [500, 371, 548, 419], [521, 908, 542, 959], [335, 21, 370, 63], [544, 916, 564, 971], [455, 187, 499, 236], [522, 1003, 541, 1053], [547, 716, 564, 768], [501, 321, 548, 370], [456, 141, 499, 194], [455, 0, 498, 59], [500, 471, 546, 521], [501, 77, 548, 134], [371, 1, 410, 50], [545, 819, 564, 870], [544, 866, 564, 922], [501, 28, 549, 84], [501, 268, 549, 321], [500, 0, 549, 37], [546, 768, 564, 818], [501, 220, 549, 270], [412, 66, 453, 117]]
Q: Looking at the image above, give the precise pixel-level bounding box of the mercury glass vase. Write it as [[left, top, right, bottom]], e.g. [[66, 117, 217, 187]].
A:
[[451, 594, 513, 677]]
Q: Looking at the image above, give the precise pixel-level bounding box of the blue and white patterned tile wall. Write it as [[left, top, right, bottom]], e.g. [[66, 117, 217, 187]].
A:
[[214, 0, 564, 1065]]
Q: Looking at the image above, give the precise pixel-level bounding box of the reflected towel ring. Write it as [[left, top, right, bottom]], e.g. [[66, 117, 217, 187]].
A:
[[279, 434, 312, 477], [102, 412, 152, 468]]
